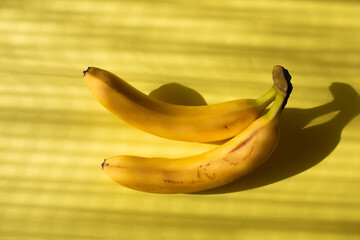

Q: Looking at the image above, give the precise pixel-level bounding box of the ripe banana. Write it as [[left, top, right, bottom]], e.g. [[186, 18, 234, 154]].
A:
[[83, 67, 276, 142], [102, 65, 292, 193]]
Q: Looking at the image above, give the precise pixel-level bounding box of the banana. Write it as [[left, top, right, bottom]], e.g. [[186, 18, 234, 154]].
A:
[[83, 67, 276, 142], [101, 65, 292, 193]]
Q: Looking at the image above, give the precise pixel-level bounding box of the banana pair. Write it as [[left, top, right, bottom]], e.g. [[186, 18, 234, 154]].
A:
[[84, 65, 292, 193]]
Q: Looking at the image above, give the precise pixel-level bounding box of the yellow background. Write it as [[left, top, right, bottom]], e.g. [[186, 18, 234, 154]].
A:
[[1, 0, 359, 239]]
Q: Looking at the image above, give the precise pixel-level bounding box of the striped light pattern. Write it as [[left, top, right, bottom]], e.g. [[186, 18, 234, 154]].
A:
[[0, 0, 359, 239]]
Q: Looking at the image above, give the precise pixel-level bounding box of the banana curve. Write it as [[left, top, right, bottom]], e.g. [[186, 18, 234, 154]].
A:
[[84, 67, 276, 142]]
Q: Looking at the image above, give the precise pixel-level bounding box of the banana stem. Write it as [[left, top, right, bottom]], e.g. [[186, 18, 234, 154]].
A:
[[83, 67, 91, 77], [255, 87, 276, 107], [272, 65, 292, 109], [265, 94, 285, 120], [264, 65, 293, 119]]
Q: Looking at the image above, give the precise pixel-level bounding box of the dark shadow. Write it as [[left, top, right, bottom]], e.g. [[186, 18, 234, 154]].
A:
[[196, 82, 360, 194], [149, 83, 207, 106], [148, 81, 359, 194]]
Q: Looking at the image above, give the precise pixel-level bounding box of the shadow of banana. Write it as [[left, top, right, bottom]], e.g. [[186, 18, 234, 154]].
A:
[[149, 81, 360, 194], [149, 83, 207, 106], [200, 82, 360, 194]]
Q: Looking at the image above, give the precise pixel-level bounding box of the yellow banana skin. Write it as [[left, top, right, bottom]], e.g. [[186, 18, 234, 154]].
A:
[[102, 65, 292, 193], [83, 67, 276, 142]]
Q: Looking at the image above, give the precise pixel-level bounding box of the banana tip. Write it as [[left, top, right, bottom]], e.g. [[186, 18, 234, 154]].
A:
[[83, 67, 91, 77], [101, 159, 106, 170]]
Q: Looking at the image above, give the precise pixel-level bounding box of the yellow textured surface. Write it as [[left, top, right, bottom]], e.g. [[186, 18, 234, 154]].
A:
[[1, 0, 360, 239]]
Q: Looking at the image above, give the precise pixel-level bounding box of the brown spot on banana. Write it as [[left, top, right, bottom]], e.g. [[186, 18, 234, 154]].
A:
[[163, 163, 215, 185], [204, 172, 216, 180], [162, 179, 205, 185], [163, 179, 184, 184], [189, 180, 205, 184], [223, 134, 257, 166], [224, 125, 230, 130], [197, 163, 216, 180], [229, 134, 254, 154]]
